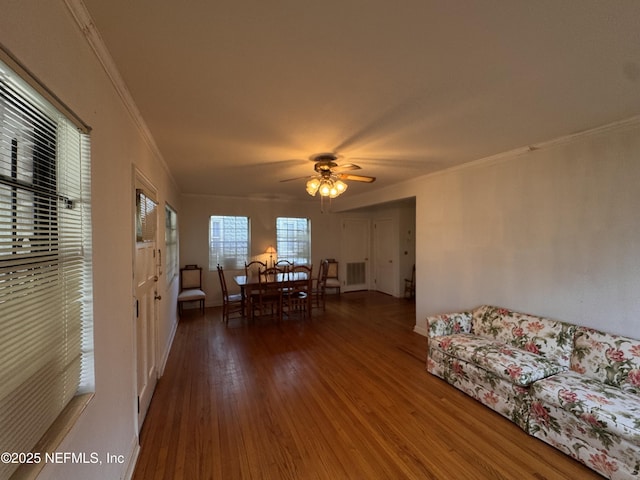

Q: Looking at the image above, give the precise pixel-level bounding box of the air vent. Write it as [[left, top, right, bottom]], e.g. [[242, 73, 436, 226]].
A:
[[346, 262, 365, 285]]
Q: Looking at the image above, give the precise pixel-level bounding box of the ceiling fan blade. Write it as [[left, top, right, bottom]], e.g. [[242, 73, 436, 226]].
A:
[[338, 173, 376, 183], [280, 175, 314, 183], [331, 163, 361, 173]]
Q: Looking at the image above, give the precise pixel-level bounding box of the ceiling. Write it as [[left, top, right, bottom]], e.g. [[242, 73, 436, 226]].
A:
[[82, 0, 640, 202]]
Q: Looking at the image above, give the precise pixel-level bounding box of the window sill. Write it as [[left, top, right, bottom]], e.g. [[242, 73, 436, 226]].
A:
[[11, 393, 94, 480]]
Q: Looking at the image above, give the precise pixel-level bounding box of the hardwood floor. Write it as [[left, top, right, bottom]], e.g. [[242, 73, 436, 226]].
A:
[[133, 292, 600, 480]]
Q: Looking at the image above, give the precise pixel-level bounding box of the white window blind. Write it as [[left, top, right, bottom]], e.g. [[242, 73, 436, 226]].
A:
[[276, 217, 310, 265], [165, 204, 178, 282], [0, 58, 94, 479], [209, 215, 249, 270], [136, 189, 157, 243]]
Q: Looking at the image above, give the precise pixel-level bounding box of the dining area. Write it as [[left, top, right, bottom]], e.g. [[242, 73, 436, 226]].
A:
[[216, 259, 337, 324]]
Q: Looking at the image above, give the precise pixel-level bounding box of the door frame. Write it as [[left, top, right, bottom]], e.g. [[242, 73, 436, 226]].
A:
[[132, 168, 160, 433]]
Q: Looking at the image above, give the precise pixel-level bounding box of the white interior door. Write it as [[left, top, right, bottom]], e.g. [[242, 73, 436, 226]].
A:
[[341, 218, 370, 292], [373, 218, 396, 296], [134, 184, 159, 431]]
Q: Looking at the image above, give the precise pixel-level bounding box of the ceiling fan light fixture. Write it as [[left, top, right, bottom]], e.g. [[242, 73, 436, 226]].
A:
[[308, 176, 348, 199], [305, 177, 321, 196], [291, 153, 374, 206], [318, 179, 333, 197], [334, 179, 348, 195]]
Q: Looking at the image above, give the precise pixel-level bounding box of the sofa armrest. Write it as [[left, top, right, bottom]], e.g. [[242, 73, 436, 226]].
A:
[[427, 312, 473, 338]]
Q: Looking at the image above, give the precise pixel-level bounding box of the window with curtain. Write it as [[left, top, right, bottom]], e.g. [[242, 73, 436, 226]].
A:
[[209, 215, 249, 270], [165, 204, 178, 282], [0, 57, 94, 478], [276, 217, 311, 265]]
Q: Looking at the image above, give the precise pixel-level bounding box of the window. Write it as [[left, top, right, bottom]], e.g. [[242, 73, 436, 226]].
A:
[[165, 204, 178, 282], [0, 58, 93, 479], [136, 189, 157, 243], [209, 215, 249, 270], [276, 217, 310, 265]]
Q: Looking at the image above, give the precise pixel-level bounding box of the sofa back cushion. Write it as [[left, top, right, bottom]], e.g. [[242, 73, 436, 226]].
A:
[[571, 327, 640, 393], [471, 306, 576, 367], [427, 312, 473, 337]]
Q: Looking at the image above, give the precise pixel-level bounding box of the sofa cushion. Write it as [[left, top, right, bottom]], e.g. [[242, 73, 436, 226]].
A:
[[471, 306, 576, 367], [571, 327, 640, 394], [427, 311, 473, 337], [432, 334, 567, 387], [531, 370, 640, 444]]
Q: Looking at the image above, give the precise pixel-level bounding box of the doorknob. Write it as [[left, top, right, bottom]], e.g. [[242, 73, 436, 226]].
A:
[[154, 294, 162, 301]]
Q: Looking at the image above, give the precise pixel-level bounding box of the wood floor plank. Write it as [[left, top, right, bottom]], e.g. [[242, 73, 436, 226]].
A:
[[133, 292, 600, 479]]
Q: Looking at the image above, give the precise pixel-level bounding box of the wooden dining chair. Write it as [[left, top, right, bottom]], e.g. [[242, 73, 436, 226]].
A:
[[323, 258, 341, 295], [311, 260, 327, 310], [217, 265, 243, 324], [177, 265, 206, 316], [244, 260, 266, 312], [285, 264, 313, 319], [250, 266, 284, 322]]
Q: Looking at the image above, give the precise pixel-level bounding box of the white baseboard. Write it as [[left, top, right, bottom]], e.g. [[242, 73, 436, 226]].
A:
[[158, 318, 178, 376], [123, 436, 140, 480], [413, 324, 428, 337]]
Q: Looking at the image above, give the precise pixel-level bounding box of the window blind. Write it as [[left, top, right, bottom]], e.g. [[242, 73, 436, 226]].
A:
[[165, 204, 178, 282], [136, 189, 157, 243], [209, 215, 249, 270], [276, 217, 310, 265], [0, 58, 94, 479]]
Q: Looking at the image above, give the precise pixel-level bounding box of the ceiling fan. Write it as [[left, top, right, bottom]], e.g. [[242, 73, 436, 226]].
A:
[[280, 153, 376, 198]]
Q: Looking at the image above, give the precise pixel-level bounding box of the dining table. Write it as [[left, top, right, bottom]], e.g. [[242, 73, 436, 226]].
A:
[[233, 270, 310, 316]]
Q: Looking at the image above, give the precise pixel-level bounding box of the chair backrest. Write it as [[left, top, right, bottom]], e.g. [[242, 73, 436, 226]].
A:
[[275, 259, 293, 272], [216, 264, 229, 297], [260, 265, 285, 278], [318, 260, 328, 284], [245, 260, 266, 277], [258, 266, 285, 296], [181, 265, 202, 290], [325, 259, 339, 280], [292, 264, 313, 292], [292, 264, 311, 273]]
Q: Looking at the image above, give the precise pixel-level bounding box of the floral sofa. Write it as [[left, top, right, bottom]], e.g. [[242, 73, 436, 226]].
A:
[[426, 305, 640, 479]]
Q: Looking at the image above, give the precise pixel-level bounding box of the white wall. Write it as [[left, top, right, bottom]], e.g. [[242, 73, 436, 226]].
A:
[[413, 120, 640, 338], [398, 202, 417, 295], [341, 120, 640, 339], [341, 118, 640, 338], [1, 2, 181, 479]]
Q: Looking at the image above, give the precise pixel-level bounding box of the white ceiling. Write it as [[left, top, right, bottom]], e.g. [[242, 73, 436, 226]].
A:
[[82, 0, 640, 202]]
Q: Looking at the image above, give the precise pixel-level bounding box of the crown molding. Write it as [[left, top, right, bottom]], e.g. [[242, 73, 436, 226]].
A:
[[442, 114, 640, 177], [63, 0, 179, 191]]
